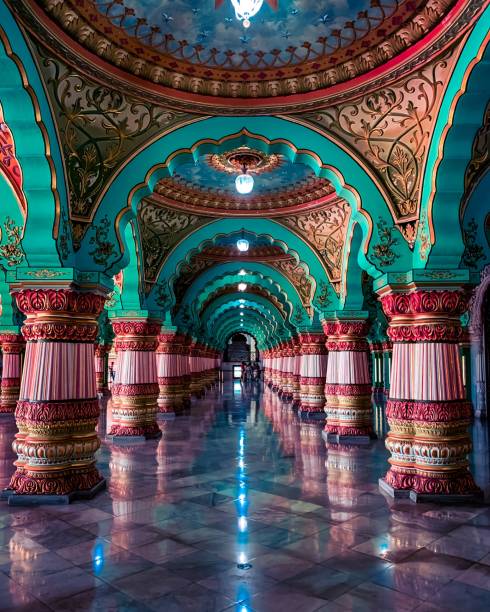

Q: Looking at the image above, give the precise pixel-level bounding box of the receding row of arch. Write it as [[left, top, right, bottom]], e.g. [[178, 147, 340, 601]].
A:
[[0, 0, 489, 337]]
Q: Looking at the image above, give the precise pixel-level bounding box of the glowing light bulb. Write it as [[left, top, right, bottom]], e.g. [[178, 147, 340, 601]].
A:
[[235, 173, 254, 195], [238, 269, 247, 276], [236, 238, 250, 251], [238, 282, 247, 292]]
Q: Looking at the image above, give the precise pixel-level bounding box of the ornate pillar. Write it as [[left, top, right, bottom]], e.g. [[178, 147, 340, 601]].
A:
[[292, 337, 301, 407], [282, 341, 294, 401], [4, 287, 106, 502], [156, 330, 187, 415], [379, 288, 482, 501], [0, 332, 24, 413], [299, 332, 327, 415], [271, 346, 279, 391], [370, 342, 384, 393], [189, 341, 204, 398], [94, 343, 110, 397], [382, 341, 392, 396], [109, 318, 161, 440], [323, 319, 373, 441]]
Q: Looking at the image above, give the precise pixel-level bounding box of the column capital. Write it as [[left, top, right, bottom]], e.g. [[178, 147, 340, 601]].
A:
[[7, 267, 113, 293], [373, 269, 475, 295], [380, 288, 468, 343]]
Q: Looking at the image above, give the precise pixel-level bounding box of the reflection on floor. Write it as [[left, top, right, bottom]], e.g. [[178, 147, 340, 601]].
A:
[[0, 382, 489, 611]]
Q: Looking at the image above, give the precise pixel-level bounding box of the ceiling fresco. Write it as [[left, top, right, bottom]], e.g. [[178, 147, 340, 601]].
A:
[[153, 149, 335, 214], [10, 0, 473, 108], [172, 152, 313, 194], [95, 0, 377, 69]]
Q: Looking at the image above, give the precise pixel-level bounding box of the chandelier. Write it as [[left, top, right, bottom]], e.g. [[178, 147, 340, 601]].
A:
[[216, 1, 278, 28], [231, 0, 264, 28]]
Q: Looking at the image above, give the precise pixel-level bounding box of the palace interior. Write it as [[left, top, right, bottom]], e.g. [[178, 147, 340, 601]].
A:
[[0, 0, 489, 610]]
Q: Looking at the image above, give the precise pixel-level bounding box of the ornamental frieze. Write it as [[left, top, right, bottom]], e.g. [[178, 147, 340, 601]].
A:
[[16, 0, 463, 105]]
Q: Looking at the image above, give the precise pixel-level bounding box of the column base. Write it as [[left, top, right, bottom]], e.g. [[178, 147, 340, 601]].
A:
[[379, 477, 484, 504], [107, 423, 162, 440], [298, 409, 325, 421], [378, 477, 411, 499], [1, 478, 106, 506], [323, 431, 372, 445]]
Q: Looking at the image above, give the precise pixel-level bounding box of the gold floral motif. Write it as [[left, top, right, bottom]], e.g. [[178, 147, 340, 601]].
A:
[[138, 201, 210, 289], [24, 269, 65, 279], [34, 49, 194, 248], [278, 202, 351, 290], [300, 46, 460, 237], [0, 217, 25, 267]]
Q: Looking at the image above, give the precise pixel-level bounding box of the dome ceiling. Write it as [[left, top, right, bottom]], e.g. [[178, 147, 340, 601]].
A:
[[153, 150, 335, 215], [96, 0, 377, 69], [11, 0, 471, 111]]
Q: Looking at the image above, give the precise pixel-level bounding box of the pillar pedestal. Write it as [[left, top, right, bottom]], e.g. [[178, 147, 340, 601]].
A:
[[379, 288, 482, 503], [109, 319, 161, 440], [323, 319, 373, 443], [0, 332, 24, 414], [2, 288, 106, 504]]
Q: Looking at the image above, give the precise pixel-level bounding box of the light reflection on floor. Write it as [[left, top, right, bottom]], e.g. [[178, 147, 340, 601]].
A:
[[0, 382, 488, 611]]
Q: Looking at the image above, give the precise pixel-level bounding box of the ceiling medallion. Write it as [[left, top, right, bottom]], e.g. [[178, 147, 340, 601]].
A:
[[208, 148, 281, 176]]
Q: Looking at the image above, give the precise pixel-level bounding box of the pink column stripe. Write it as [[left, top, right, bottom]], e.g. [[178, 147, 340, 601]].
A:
[[3, 353, 21, 378], [118, 351, 157, 384], [336, 352, 370, 385], [390, 343, 465, 401], [20, 343, 96, 401]]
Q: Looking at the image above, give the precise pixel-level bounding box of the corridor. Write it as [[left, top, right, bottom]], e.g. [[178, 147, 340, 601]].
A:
[[0, 383, 489, 611]]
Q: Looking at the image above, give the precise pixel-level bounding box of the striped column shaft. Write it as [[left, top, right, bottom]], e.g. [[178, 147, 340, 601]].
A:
[[8, 288, 106, 497], [323, 320, 372, 437], [299, 332, 327, 413], [380, 289, 481, 498], [189, 342, 205, 398], [94, 344, 110, 397], [156, 332, 187, 414], [0, 333, 24, 413], [109, 319, 161, 439], [292, 339, 301, 406]]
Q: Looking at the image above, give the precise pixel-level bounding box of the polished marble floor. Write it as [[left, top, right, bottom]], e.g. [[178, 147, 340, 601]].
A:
[[0, 382, 489, 611]]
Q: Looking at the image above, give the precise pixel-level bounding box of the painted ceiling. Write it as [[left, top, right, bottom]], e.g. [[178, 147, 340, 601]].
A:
[[172, 153, 313, 194], [11, 0, 466, 108], [95, 0, 376, 69]]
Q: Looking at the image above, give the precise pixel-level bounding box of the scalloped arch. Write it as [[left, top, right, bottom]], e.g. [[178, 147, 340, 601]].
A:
[[0, 3, 68, 267], [83, 117, 413, 278], [146, 222, 341, 316], [417, 6, 490, 269]]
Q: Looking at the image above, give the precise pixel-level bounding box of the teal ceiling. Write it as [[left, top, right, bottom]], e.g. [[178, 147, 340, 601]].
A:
[[171, 154, 315, 195]]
